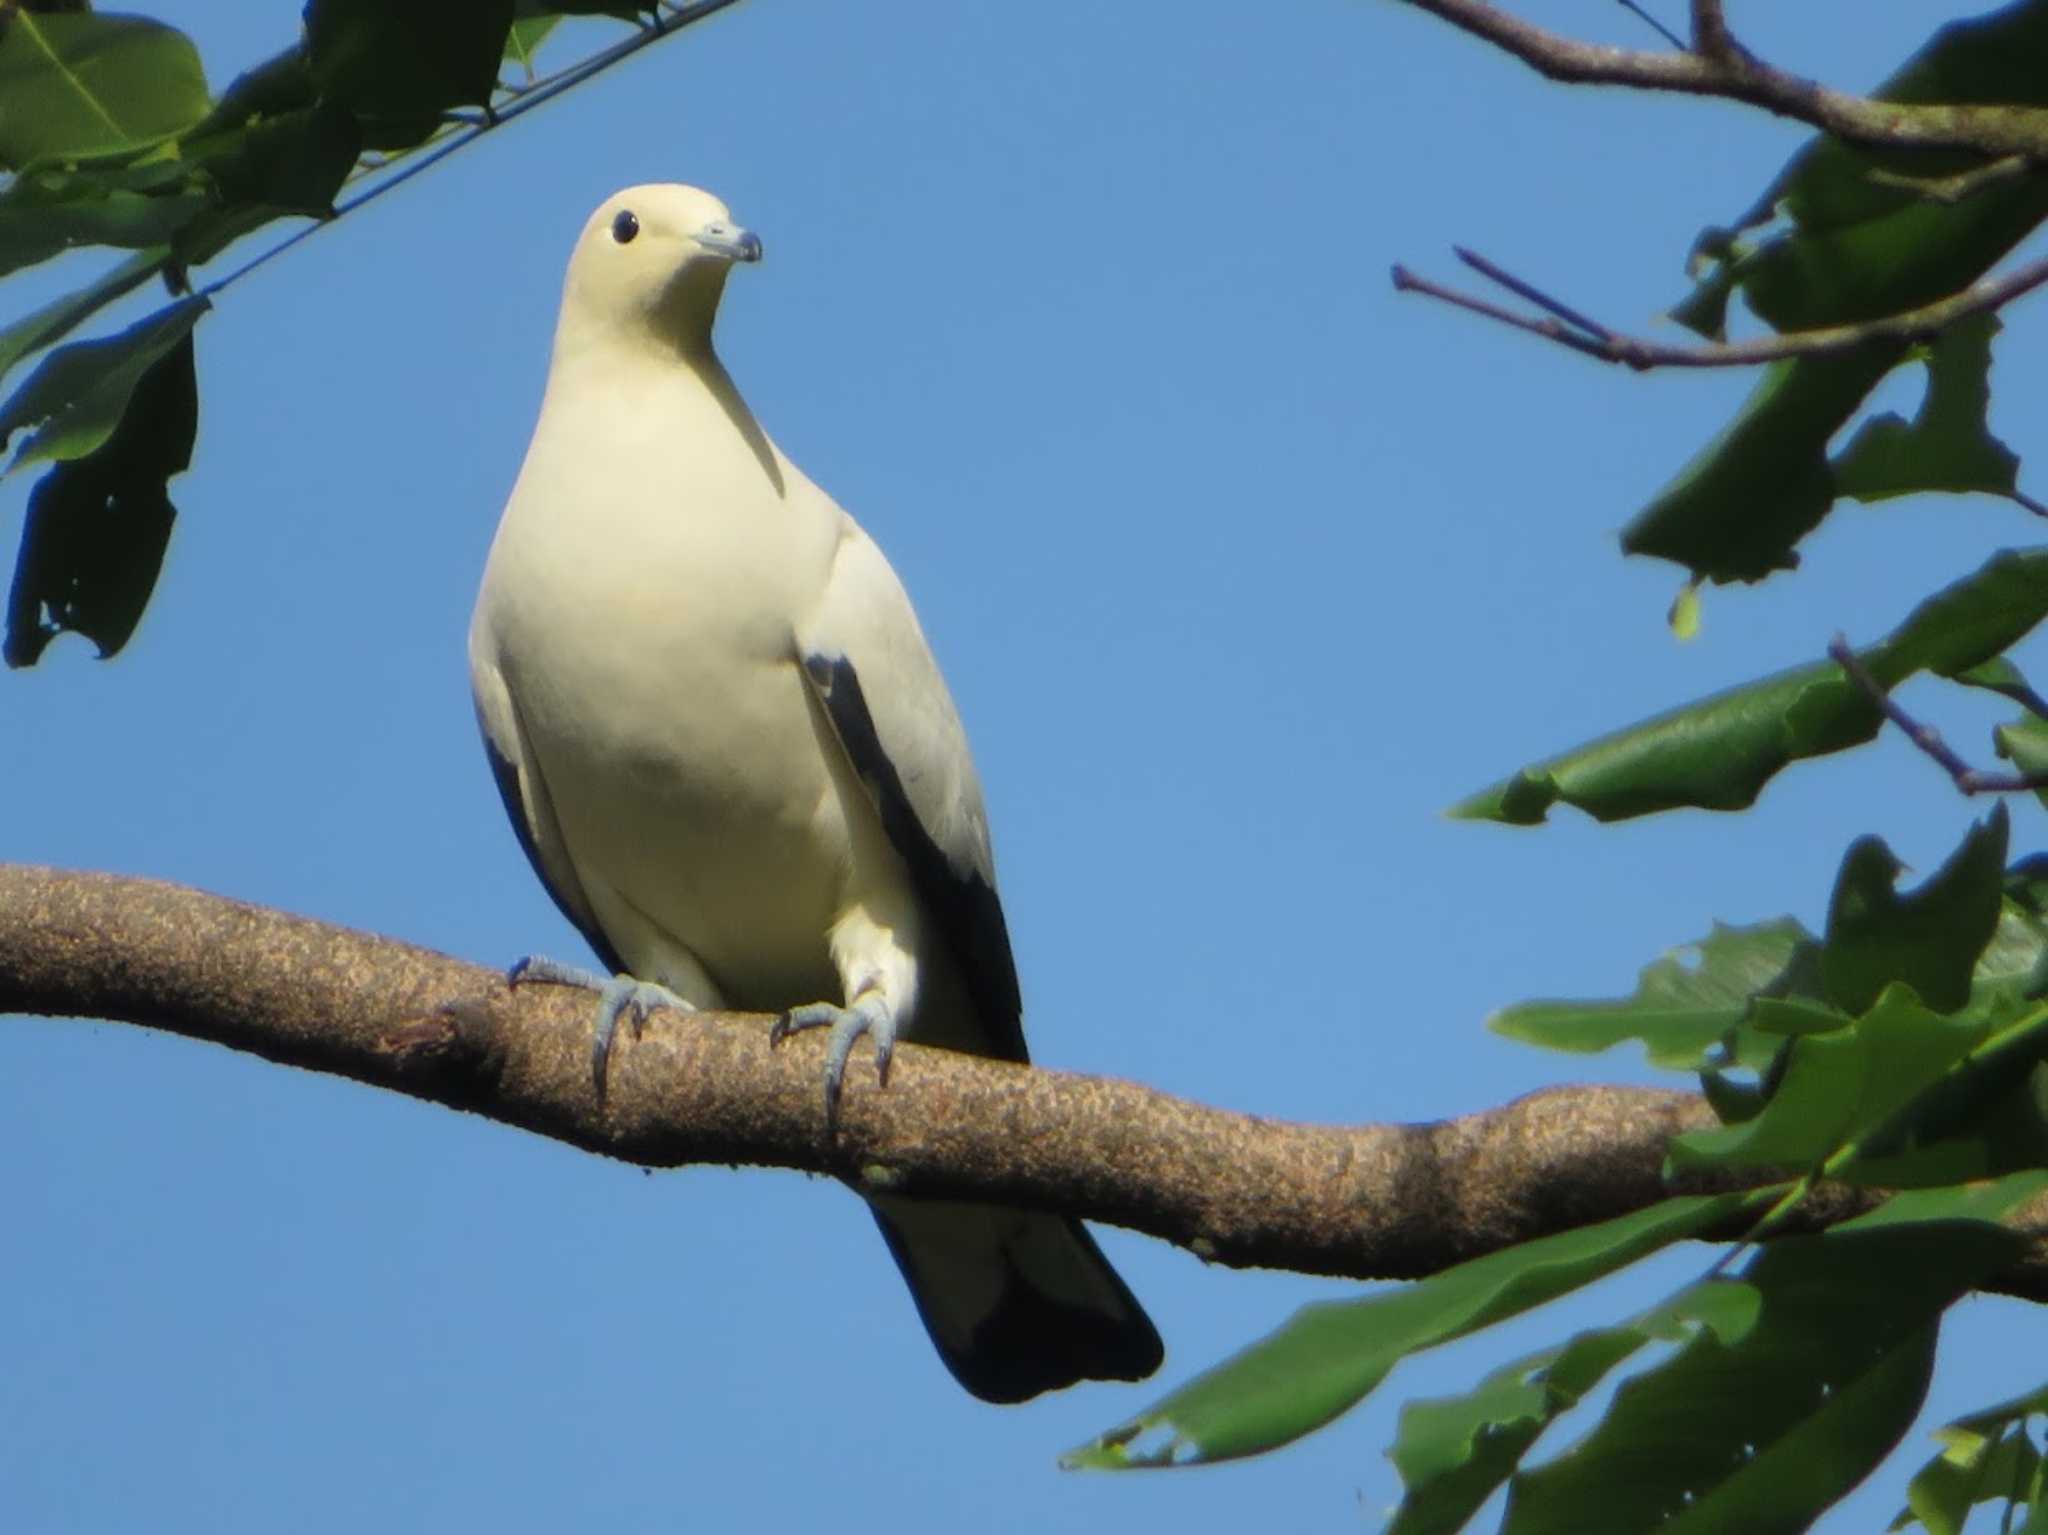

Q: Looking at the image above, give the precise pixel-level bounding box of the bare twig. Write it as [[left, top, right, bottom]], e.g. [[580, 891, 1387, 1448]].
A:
[[1454, 246, 1614, 341], [1867, 155, 2036, 207], [1613, 0, 1683, 52], [8, 864, 2048, 1300], [1398, 0, 2048, 161], [1391, 248, 2048, 370], [1829, 635, 2048, 795]]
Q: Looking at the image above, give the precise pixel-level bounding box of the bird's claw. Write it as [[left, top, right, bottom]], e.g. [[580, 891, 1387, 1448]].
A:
[[507, 954, 694, 1098], [771, 992, 896, 1132]]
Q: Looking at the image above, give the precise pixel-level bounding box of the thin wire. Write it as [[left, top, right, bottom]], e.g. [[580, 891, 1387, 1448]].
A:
[[201, 0, 748, 299]]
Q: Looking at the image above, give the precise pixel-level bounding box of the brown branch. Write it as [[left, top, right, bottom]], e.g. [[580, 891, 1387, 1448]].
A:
[[1829, 636, 2048, 796], [1390, 248, 2048, 370], [6, 864, 2048, 1299], [1688, 0, 1734, 62], [1867, 154, 2036, 207], [1398, 0, 2048, 160]]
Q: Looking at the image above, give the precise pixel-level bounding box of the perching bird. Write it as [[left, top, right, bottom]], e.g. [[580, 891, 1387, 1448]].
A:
[[468, 184, 1162, 1402]]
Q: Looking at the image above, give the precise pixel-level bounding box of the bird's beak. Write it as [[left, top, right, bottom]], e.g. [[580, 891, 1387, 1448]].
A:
[[695, 220, 763, 264]]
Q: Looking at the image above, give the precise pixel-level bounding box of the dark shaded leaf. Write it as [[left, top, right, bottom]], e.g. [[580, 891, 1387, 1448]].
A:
[[1066, 1194, 1751, 1468], [186, 44, 318, 139], [6, 330, 197, 665], [1453, 547, 2048, 824], [1822, 807, 2007, 1015], [1501, 1216, 2027, 1535], [1623, 344, 1904, 585], [1834, 316, 2031, 509], [0, 11, 212, 169], [174, 103, 364, 267], [0, 296, 209, 472], [1628, 2, 2048, 582], [305, 0, 515, 149], [1387, 1309, 1707, 1535]]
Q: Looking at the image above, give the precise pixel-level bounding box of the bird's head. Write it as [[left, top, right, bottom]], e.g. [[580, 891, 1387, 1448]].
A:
[[558, 183, 762, 357]]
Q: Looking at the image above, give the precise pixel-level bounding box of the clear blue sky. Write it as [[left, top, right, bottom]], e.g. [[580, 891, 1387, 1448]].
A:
[[5, 3, 2045, 1529]]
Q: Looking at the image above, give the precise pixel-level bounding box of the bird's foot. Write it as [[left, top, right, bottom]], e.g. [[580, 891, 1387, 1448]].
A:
[[770, 991, 897, 1133], [508, 955, 696, 1097]]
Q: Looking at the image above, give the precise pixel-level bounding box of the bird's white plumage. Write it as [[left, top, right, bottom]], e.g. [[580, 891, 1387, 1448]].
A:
[[470, 185, 1159, 1401]]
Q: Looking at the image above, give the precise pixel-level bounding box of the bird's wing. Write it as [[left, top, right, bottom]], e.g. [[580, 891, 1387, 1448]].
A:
[[471, 648, 626, 977], [796, 518, 1026, 1061]]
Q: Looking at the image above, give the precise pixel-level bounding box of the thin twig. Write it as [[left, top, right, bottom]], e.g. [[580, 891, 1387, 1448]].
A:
[[1828, 635, 2048, 796], [1454, 245, 1614, 341], [200, 0, 747, 301], [1391, 248, 2048, 370], [1613, 0, 1683, 51], [1398, 0, 2048, 161], [1866, 155, 2036, 207]]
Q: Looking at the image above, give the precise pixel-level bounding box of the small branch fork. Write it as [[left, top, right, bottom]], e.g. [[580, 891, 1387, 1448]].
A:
[[1392, 4, 2048, 376], [1829, 636, 2048, 797], [1401, 0, 2048, 159], [1389, 246, 2048, 371]]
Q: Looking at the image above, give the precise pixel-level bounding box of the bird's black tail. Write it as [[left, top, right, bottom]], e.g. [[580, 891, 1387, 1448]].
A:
[[868, 1194, 1163, 1404]]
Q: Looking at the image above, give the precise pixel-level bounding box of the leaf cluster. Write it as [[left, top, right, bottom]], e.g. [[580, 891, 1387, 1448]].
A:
[[1069, 5, 2048, 1530], [0, 0, 653, 662]]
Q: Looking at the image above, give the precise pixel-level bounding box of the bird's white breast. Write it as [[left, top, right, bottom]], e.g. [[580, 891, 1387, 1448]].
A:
[[474, 350, 860, 1005]]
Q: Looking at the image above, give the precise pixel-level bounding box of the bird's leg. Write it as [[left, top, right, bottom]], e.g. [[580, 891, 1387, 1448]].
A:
[[507, 955, 697, 1097], [770, 987, 898, 1132]]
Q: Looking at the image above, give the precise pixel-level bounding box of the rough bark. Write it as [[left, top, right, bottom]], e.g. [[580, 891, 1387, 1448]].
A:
[[6, 864, 2047, 1299]]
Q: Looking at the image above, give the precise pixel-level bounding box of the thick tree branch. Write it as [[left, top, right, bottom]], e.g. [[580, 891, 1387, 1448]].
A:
[[7, 864, 2048, 1298], [1399, 0, 2048, 160]]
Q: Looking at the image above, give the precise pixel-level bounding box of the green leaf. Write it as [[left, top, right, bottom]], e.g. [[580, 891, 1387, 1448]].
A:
[[1627, 1, 2048, 583], [1500, 1219, 2025, 1535], [1668, 986, 1985, 1174], [305, 0, 515, 150], [1490, 917, 1820, 1070], [0, 296, 209, 474], [1951, 655, 2048, 718], [1822, 807, 2007, 1015], [0, 246, 169, 390], [0, 171, 207, 278], [1894, 1425, 2040, 1535], [1845, 1006, 2048, 1184], [0, 12, 212, 171], [1386, 1307, 1709, 1535], [1623, 344, 1906, 585], [173, 104, 364, 268], [6, 329, 197, 666], [1997, 718, 2048, 812], [1065, 1193, 1751, 1469], [1454, 547, 2048, 824], [1834, 316, 2031, 510]]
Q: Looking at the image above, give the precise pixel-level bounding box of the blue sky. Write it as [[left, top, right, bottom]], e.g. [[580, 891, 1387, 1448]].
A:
[[6, 2, 2046, 1529]]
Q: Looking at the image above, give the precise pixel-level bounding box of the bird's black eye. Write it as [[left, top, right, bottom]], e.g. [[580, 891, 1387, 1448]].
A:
[[611, 209, 639, 244]]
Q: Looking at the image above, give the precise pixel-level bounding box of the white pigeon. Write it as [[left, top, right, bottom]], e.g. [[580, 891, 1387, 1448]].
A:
[[469, 184, 1162, 1402]]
